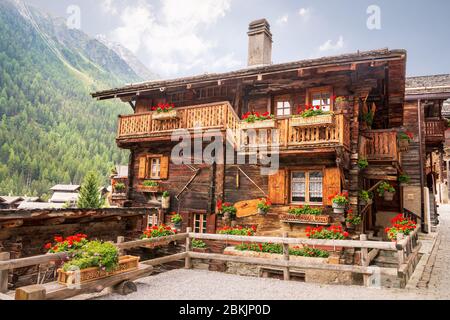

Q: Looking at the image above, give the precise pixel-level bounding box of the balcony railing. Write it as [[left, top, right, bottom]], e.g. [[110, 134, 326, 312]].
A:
[[360, 130, 399, 162], [238, 114, 351, 152], [117, 101, 239, 142], [425, 118, 446, 143]]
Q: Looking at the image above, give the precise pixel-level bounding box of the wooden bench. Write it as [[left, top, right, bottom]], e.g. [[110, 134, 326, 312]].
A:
[[13, 263, 152, 300]]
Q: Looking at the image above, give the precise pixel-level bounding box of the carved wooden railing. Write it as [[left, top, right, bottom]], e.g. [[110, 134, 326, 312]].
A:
[[117, 101, 239, 139], [360, 129, 399, 162], [425, 118, 446, 142], [239, 114, 350, 151]]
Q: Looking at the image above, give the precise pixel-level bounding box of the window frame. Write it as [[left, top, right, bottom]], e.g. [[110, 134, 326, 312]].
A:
[[274, 95, 292, 117], [144, 155, 163, 180], [290, 169, 324, 205], [193, 213, 207, 234], [306, 86, 334, 112]]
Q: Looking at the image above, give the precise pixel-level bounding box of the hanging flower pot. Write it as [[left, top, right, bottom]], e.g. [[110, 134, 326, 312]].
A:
[[329, 192, 349, 214], [377, 181, 396, 202], [257, 197, 271, 215], [383, 192, 395, 201], [332, 202, 346, 214], [161, 191, 170, 209]]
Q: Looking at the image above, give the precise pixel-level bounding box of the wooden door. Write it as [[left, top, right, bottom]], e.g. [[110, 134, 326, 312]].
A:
[[268, 169, 286, 204], [323, 167, 341, 206]]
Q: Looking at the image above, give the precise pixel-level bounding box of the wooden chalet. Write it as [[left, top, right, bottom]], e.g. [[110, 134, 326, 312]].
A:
[[405, 74, 450, 230], [92, 19, 410, 237]]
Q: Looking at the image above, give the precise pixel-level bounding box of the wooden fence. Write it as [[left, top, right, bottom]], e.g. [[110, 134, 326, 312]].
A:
[[0, 227, 421, 299]]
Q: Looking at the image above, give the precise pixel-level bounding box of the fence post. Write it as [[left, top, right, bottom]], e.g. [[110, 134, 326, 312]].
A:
[[117, 236, 125, 256], [185, 228, 192, 269], [282, 232, 290, 281], [397, 233, 405, 267], [360, 234, 370, 286], [0, 252, 10, 293]]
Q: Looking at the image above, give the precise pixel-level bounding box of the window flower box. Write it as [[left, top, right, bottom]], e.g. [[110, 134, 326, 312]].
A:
[[152, 110, 178, 120], [57, 255, 139, 285], [290, 113, 334, 127], [138, 185, 161, 193], [240, 119, 276, 130], [280, 214, 331, 225]]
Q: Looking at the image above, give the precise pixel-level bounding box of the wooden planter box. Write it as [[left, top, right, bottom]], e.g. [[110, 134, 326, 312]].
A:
[[240, 119, 276, 130], [290, 114, 333, 127], [57, 255, 139, 286], [152, 110, 178, 120], [138, 185, 161, 193], [280, 214, 331, 225]]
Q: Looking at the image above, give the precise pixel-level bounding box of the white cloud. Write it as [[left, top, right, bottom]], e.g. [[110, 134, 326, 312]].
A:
[[298, 8, 311, 20], [107, 0, 237, 77], [319, 35, 345, 52], [100, 0, 118, 15], [276, 14, 289, 25]]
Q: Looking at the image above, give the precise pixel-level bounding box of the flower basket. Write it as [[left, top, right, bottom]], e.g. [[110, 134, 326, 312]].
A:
[[257, 208, 267, 215], [332, 202, 346, 214], [359, 199, 373, 207], [280, 214, 331, 225], [138, 185, 161, 193], [398, 139, 409, 152], [57, 255, 139, 286], [152, 110, 178, 120], [383, 191, 395, 201], [161, 196, 170, 209], [290, 114, 334, 127], [240, 119, 276, 130]]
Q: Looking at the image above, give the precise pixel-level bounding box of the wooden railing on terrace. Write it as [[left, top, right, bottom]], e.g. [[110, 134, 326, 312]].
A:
[[239, 114, 351, 152], [360, 129, 399, 162], [425, 118, 446, 142], [117, 101, 240, 141]]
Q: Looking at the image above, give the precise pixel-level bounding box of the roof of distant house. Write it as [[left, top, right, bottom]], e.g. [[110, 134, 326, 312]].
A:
[[113, 165, 129, 179], [406, 74, 450, 98], [91, 48, 407, 100], [0, 196, 24, 204], [49, 192, 79, 203], [17, 202, 65, 210], [50, 184, 81, 192]]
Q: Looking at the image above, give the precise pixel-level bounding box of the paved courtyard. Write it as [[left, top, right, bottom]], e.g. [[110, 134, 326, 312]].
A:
[[92, 205, 450, 300]]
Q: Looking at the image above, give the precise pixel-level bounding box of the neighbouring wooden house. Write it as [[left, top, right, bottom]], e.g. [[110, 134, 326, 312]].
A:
[[404, 74, 450, 231], [92, 19, 411, 238]]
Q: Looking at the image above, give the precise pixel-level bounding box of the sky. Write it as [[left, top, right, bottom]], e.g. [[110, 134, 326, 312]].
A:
[[25, 0, 450, 79]]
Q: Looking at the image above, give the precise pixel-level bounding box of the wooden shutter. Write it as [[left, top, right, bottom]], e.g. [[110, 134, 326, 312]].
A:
[[138, 156, 147, 179], [160, 156, 169, 180], [268, 169, 286, 205], [323, 167, 341, 206], [206, 214, 217, 234]]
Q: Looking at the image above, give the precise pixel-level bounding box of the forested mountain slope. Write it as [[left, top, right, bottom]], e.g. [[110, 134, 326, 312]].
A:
[[0, 0, 150, 198]]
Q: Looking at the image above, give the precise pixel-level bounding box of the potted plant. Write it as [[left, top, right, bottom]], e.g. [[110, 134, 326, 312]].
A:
[[216, 200, 237, 221], [377, 181, 396, 201], [357, 158, 369, 170], [171, 212, 183, 229], [398, 174, 410, 187], [140, 180, 160, 193], [398, 132, 413, 152], [114, 182, 126, 194], [45, 234, 139, 286], [151, 103, 178, 120], [358, 190, 373, 206], [291, 105, 333, 127], [385, 214, 417, 241], [280, 206, 330, 225], [240, 112, 275, 129], [257, 197, 271, 215], [192, 239, 209, 253], [141, 224, 177, 248], [329, 192, 349, 214], [161, 191, 170, 209], [334, 96, 349, 109], [345, 209, 362, 229]]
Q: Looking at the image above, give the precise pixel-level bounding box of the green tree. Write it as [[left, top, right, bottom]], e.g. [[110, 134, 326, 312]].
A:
[[77, 171, 104, 209]]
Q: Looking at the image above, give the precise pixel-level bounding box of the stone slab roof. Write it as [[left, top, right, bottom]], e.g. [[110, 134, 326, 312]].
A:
[[406, 74, 450, 96]]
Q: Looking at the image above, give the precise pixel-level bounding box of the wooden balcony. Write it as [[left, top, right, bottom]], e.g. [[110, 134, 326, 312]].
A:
[[425, 118, 446, 144], [238, 114, 351, 154], [360, 130, 399, 163], [116, 101, 239, 145]]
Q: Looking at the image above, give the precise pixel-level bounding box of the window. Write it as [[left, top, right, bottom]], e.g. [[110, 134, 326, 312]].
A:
[[148, 213, 158, 227], [291, 171, 323, 204], [150, 158, 161, 179], [193, 213, 207, 233], [276, 101, 291, 116], [307, 87, 332, 112]]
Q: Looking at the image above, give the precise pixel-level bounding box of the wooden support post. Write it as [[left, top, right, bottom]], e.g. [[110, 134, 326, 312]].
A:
[[117, 236, 125, 256], [185, 228, 192, 269], [0, 252, 10, 293], [15, 285, 46, 300], [282, 232, 290, 281], [360, 234, 369, 286]]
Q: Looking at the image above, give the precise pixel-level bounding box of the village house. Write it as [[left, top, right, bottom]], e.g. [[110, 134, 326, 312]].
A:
[[92, 19, 426, 239]]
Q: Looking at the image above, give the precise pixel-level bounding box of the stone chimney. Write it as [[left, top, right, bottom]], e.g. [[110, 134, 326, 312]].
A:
[[247, 19, 272, 67]]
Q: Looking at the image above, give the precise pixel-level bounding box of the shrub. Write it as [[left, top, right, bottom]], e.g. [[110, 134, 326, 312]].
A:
[[357, 158, 369, 169], [377, 181, 395, 196], [62, 241, 119, 272], [288, 205, 323, 216], [398, 174, 410, 184], [385, 214, 417, 241], [217, 225, 256, 236], [141, 225, 176, 239], [77, 171, 105, 209], [192, 239, 207, 249], [306, 225, 349, 240]]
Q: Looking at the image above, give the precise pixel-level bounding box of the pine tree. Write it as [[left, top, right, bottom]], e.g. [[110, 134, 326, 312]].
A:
[[77, 171, 104, 209]]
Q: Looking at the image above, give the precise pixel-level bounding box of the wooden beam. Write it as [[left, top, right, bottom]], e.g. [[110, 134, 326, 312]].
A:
[[0, 252, 10, 293], [142, 252, 187, 266], [15, 284, 46, 300]]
